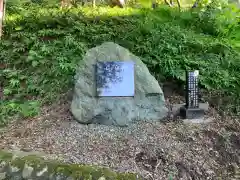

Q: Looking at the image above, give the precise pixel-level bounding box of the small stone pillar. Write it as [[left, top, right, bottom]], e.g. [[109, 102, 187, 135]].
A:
[[180, 70, 205, 119]]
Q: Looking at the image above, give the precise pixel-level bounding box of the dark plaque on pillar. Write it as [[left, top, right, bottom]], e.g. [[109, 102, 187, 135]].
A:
[[180, 70, 204, 119], [186, 71, 199, 108]]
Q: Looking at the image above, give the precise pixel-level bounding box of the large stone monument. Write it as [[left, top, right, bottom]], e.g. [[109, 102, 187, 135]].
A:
[[71, 42, 168, 126]]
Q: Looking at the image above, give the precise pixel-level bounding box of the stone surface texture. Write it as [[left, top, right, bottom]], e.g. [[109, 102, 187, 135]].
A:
[[0, 150, 139, 180], [71, 42, 168, 126], [22, 163, 34, 178]]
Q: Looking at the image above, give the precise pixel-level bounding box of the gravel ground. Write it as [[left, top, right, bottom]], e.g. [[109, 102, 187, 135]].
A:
[[0, 92, 240, 180]]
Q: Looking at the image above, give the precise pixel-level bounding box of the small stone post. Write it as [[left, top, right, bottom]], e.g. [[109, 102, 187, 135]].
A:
[[180, 70, 205, 119]]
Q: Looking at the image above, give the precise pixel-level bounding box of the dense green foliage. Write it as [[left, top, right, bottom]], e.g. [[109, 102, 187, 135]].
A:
[[0, 1, 240, 124]]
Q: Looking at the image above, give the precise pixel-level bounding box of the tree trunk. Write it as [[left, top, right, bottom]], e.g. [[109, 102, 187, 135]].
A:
[[61, 0, 71, 8], [118, 0, 125, 8], [192, 0, 201, 8], [0, 0, 4, 39], [152, 0, 158, 9], [176, 0, 181, 10], [3, 0, 5, 19], [164, 0, 181, 10], [164, 0, 172, 6]]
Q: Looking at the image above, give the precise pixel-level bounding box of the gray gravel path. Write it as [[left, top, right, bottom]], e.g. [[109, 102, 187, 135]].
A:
[[0, 97, 239, 180]]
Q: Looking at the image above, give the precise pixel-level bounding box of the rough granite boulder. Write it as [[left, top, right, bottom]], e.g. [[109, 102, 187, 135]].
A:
[[71, 42, 168, 126]]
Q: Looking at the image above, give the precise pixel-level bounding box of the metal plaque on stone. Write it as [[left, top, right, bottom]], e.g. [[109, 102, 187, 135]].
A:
[[96, 61, 135, 97]]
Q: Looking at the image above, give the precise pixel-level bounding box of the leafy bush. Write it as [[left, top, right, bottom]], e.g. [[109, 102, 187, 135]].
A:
[[0, 3, 240, 124], [193, 1, 240, 37], [6, 0, 33, 14]]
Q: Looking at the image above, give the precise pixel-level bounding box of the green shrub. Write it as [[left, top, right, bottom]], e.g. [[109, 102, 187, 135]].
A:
[[5, 0, 33, 14]]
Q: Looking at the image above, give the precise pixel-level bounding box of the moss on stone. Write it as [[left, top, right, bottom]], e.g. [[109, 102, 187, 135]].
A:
[[49, 162, 139, 179], [0, 150, 141, 179], [51, 163, 118, 179], [116, 173, 139, 180], [0, 150, 13, 162]]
